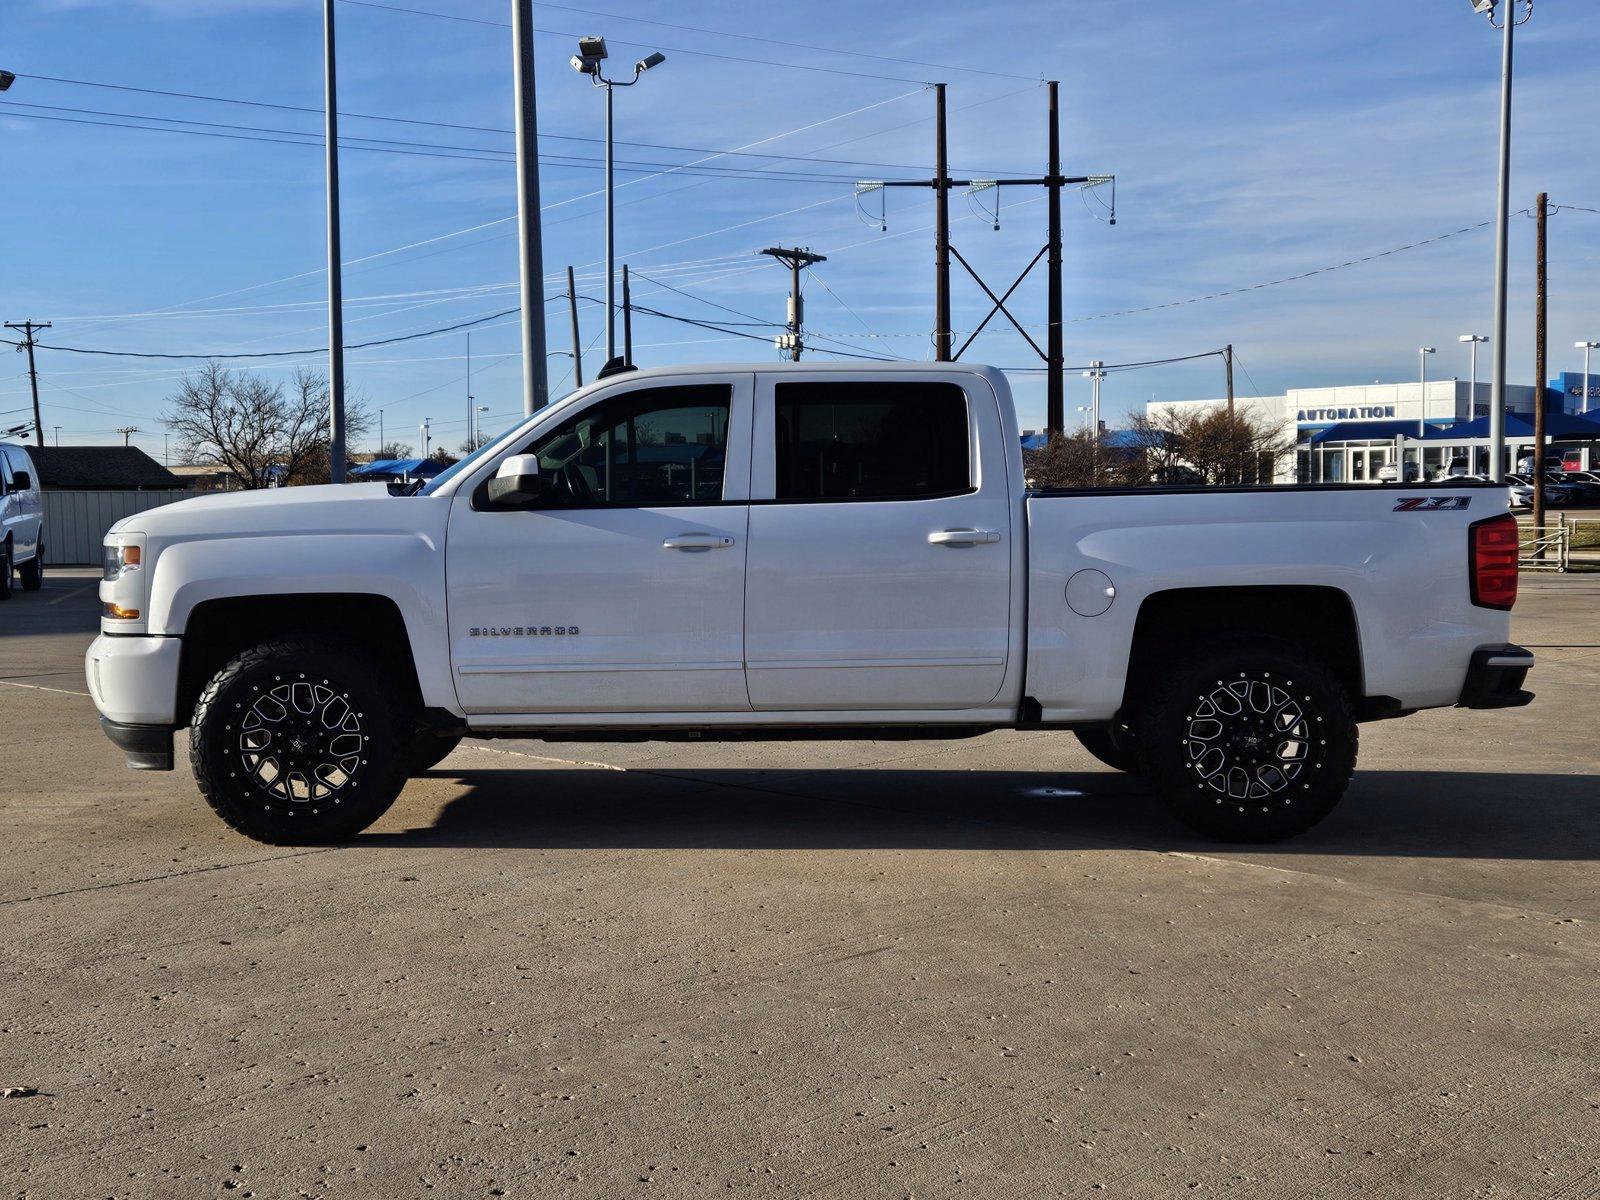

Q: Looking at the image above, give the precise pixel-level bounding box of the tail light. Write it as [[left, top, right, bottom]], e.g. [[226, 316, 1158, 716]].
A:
[[1469, 514, 1519, 610]]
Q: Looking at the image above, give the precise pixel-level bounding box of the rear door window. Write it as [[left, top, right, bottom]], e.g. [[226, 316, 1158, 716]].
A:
[[773, 381, 970, 501]]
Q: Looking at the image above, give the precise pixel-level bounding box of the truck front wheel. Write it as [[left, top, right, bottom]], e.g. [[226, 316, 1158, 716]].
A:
[[189, 637, 411, 844], [1139, 635, 1356, 842]]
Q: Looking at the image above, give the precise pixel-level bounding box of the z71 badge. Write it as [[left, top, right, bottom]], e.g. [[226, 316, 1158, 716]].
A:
[[1393, 496, 1470, 511]]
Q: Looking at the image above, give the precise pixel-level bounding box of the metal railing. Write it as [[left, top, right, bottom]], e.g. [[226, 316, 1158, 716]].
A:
[[1518, 518, 1571, 572]]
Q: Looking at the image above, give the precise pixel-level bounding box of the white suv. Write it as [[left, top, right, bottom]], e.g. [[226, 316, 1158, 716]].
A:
[[0, 442, 45, 598]]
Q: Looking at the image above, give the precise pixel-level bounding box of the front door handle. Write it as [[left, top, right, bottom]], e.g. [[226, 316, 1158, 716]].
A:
[[662, 533, 735, 551], [928, 528, 1001, 546]]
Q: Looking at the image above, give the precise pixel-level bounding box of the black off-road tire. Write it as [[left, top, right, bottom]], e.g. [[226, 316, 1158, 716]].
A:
[[189, 636, 411, 845], [1139, 635, 1356, 843], [1074, 721, 1142, 774], [18, 546, 43, 591], [405, 730, 464, 775]]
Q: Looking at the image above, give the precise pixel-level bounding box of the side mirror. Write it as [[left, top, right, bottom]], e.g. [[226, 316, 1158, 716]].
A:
[[11, 471, 29, 490], [486, 454, 544, 508]]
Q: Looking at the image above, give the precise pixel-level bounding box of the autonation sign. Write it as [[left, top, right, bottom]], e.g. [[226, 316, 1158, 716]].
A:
[[1296, 404, 1397, 424]]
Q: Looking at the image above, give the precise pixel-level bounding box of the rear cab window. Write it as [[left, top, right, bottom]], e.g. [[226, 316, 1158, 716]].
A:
[[772, 380, 971, 501]]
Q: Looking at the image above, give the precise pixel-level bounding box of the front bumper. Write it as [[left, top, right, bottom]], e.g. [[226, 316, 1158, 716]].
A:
[[1457, 644, 1535, 709], [101, 718, 174, 771], [85, 633, 181, 725]]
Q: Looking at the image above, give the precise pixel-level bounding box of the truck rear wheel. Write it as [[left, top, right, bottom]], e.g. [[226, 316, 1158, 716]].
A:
[[189, 637, 411, 844], [19, 545, 43, 591], [1138, 635, 1356, 842], [1074, 722, 1141, 774]]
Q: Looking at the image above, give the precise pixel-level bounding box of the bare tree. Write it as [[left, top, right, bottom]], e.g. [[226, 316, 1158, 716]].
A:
[[163, 364, 370, 488], [1157, 406, 1293, 485], [1023, 427, 1146, 489], [458, 431, 491, 455], [376, 441, 414, 460]]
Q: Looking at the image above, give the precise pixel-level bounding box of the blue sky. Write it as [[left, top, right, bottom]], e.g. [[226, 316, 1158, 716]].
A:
[[3, 0, 1599, 458]]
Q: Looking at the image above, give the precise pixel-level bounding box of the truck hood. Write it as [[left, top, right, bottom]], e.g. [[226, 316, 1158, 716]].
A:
[[112, 483, 436, 539]]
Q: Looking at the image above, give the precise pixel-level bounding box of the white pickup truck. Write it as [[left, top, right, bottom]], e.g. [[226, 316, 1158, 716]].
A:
[[87, 363, 1533, 845]]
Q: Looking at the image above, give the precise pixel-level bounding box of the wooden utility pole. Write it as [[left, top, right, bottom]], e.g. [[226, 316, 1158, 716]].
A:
[[1225, 344, 1235, 417], [1531, 191, 1548, 548], [4, 320, 50, 446], [1045, 81, 1064, 434], [566, 265, 584, 388], [759, 246, 826, 360], [323, 0, 348, 483]]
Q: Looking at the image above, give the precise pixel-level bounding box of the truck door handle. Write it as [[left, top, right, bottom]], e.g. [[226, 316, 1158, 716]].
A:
[[928, 528, 1001, 546], [662, 533, 735, 551]]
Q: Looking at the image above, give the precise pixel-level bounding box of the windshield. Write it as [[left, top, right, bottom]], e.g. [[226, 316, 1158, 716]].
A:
[[417, 424, 518, 496]]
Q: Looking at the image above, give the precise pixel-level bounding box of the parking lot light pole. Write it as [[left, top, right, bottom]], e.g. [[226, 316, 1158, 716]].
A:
[[1418, 346, 1436, 477], [1469, 0, 1531, 482], [1461, 335, 1488, 470], [571, 37, 666, 364], [1577, 340, 1599, 415]]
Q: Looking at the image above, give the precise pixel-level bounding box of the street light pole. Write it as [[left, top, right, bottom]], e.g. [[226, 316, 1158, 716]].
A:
[[1418, 346, 1435, 479], [1577, 340, 1598, 416], [571, 38, 665, 366], [1472, 0, 1530, 483], [1461, 334, 1488, 470]]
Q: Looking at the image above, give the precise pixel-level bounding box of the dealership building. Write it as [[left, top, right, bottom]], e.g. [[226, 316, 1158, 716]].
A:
[[1147, 373, 1600, 483]]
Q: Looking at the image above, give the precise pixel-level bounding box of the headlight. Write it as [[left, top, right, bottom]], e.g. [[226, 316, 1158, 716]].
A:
[[101, 536, 146, 623], [103, 543, 141, 581]]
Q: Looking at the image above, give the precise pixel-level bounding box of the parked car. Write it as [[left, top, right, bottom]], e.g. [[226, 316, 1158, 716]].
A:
[[1543, 470, 1600, 505], [0, 441, 45, 598], [86, 363, 1534, 846], [1508, 473, 1582, 508], [1452, 474, 1529, 508], [1375, 460, 1421, 483]]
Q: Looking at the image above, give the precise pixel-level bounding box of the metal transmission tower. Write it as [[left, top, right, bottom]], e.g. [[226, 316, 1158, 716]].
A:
[[4, 320, 50, 445], [759, 247, 827, 361], [872, 82, 1112, 434]]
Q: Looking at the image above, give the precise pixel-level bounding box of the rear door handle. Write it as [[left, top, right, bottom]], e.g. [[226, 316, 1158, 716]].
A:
[[928, 528, 1001, 546], [662, 533, 735, 551]]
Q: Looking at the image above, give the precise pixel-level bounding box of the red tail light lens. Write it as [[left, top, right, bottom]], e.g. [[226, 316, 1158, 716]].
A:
[[1469, 514, 1519, 610]]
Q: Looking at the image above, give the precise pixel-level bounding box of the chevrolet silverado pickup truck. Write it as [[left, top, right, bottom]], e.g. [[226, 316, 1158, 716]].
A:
[[86, 363, 1534, 845]]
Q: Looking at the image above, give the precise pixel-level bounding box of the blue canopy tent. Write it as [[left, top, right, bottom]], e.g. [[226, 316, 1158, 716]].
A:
[[349, 457, 449, 482]]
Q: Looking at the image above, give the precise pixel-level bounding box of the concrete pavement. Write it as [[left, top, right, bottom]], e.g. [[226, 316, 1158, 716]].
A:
[[1, 569, 1596, 1198]]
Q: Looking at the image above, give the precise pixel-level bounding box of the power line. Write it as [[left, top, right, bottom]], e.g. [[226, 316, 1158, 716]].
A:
[[1, 90, 1012, 175], [4, 309, 519, 361], [331, 1, 934, 84], [0, 105, 917, 184]]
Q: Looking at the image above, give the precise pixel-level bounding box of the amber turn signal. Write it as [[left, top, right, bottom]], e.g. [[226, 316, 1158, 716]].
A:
[[104, 602, 141, 620]]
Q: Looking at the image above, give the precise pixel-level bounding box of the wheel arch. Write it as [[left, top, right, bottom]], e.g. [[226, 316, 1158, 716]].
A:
[[1121, 585, 1365, 720], [176, 593, 423, 728]]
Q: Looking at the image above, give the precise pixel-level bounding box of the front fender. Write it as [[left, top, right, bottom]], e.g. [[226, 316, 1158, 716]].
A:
[[144, 531, 454, 712]]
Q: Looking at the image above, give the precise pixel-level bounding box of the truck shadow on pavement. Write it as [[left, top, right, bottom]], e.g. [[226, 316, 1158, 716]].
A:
[[370, 765, 1600, 860]]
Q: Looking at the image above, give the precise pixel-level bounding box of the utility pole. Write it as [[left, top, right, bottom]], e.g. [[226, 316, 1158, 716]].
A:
[[4, 319, 50, 445], [1225, 344, 1235, 418], [512, 0, 550, 414], [875, 83, 1107, 426], [323, 0, 348, 483], [56, 426, 62, 449], [621, 264, 633, 365], [1531, 191, 1548, 543], [1045, 80, 1064, 433], [420, 417, 432, 459], [934, 82, 952, 362], [759, 247, 826, 361], [465, 332, 475, 447], [117, 426, 139, 447], [566, 265, 584, 387]]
